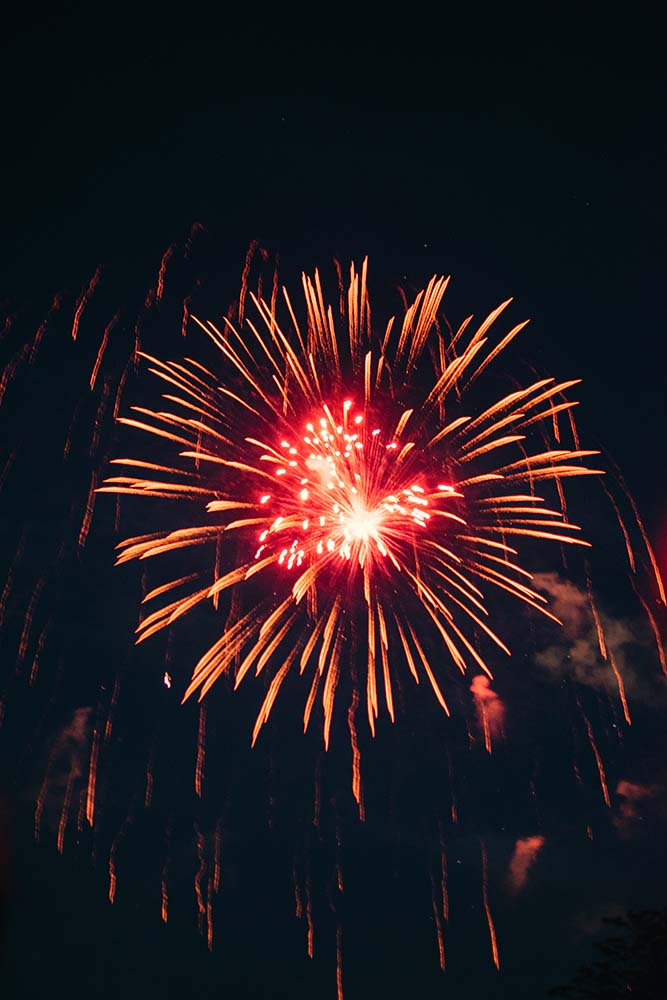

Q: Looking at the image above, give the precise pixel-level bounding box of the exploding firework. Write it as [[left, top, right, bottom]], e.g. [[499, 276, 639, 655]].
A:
[[2, 243, 666, 994], [101, 260, 604, 754]]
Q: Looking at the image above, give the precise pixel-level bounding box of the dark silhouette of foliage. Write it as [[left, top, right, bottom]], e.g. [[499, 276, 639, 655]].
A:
[[549, 909, 667, 999]]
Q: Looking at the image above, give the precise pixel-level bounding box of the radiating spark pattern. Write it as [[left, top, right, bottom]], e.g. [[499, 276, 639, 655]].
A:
[[101, 261, 604, 750]]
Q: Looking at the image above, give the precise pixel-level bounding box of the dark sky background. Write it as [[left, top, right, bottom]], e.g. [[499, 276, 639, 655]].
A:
[[1, 7, 666, 1000]]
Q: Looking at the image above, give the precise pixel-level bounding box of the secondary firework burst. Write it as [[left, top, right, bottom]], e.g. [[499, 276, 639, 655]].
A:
[[100, 260, 603, 749]]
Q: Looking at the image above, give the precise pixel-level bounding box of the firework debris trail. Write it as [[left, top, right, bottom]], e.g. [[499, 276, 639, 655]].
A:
[[1, 236, 666, 993]]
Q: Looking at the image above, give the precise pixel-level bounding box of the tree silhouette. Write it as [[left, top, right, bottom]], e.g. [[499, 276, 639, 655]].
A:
[[550, 910, 667, 999]]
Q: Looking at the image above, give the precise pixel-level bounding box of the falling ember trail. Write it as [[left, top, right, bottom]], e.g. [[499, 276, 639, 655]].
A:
[[29, 620, 51, 686], [213, 820, 222, 894], [181, 296, 191, 337], [347, 688, 364, 819], [57, 767, 76, 854], [195, 704, 206, 797], [194, 826, 207, 934], [71, 268, 101, 341], [105, 677, 120, 741], [632, 583, 667, 679], [430, 872, 446, 971], [155, 245, 175, 304], [86, 716, 101, 826], [206, 876, 214, 951], [78, 471, 98, 549], [161, 870, 169, 923], [305, 873, 314, 958], [90, 313, 118, 390], [438, 823, 449, 922], [161, 824, 171, 923], [577, 696, 611, 807], [144, 759, 154, 809], [336, 922, 344, 1000], [481, 842, 500, 970], [293, 860, 303, 919], [609, 651, 631, 726], [17, 579, 45, 665]]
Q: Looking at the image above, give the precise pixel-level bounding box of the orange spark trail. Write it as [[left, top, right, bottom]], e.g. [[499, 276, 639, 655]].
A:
[[346, 687, 364, 819], [108, 829, 123, 903], [90, 312, 119, 390], [108, 859, 117, 903], [0, 537, 24, 630], [71, 268, 101, 341], [161, 823, 171, 923], [633, 583, 667, 678], [305, 873, 314, 958], [213, 820, 222, 894], [161, 869, 169, 923], [610, 464, 666, 604], [133, 317, 142, 365], [206, 876, 214, 951], [181, 296, 191, 337], [238, 241, 258, 325], [195, 704, 206, 797], [438, 823, 449, 922], [17, 578, 45, 665], [29, 619, 51, 685], [578, 699, 611, 807], [586, 575, 607, 659], [113, 360, 130, 421], [194, 826, 207, 934], [293, 859, 303, 919], [76, 787, 86, 832], [609, 650, 631, 725], [86, 714, 101, 826], [430, 872, 446, 971], [0, 344, 29, 405], [57, 766, 76, 854], [29, 293, 61, 363], [108, 814, 132, 903], [90, 378, 111, 455], [104, 677, 120, 741], [34, 774, 48, 842], [481, 842, 500, 970], [335, 813, 344, 893], [78, 471, 98, 549], [446, 752, 459, 824], [336, 922, 344, 1000], [4, 344, 28, 392], [144, 759, 154, 809], [156, 245, 175, 304], [601, 482, 636, 572]]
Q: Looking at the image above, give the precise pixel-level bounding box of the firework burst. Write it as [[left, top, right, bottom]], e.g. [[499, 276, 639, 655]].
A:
[[101, 261, 603, 752]]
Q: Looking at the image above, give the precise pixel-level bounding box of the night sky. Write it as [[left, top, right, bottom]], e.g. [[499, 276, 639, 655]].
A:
[[1, 8, 666, 1000]]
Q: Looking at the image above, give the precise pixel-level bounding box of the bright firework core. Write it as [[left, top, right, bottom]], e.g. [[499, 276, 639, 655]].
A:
[[254, 402, 458, 575]]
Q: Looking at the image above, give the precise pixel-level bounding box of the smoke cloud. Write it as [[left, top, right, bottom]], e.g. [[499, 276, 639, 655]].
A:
[[470, 675, 505, 749], [506, 835, 545, 894]]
